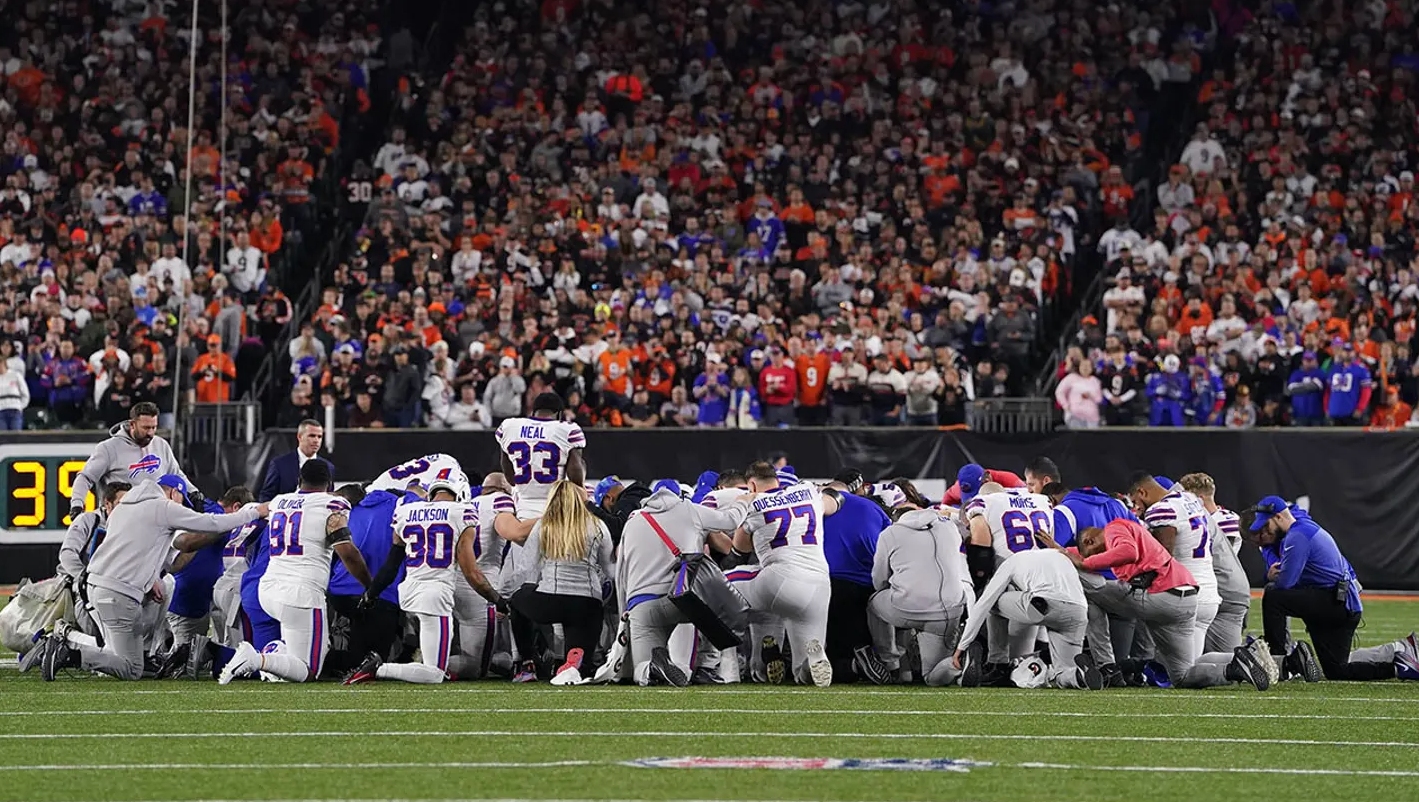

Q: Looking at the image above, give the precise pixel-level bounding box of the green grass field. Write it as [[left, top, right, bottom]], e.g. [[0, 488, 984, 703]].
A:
[[2, 598, 1418, 802]]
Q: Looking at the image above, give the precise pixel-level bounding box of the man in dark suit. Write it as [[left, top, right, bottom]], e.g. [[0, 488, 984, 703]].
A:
[[259, 419, 335, 501]]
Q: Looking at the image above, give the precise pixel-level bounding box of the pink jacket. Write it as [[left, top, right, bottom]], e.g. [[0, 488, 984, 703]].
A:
[[1055, 372, 1103, 424]]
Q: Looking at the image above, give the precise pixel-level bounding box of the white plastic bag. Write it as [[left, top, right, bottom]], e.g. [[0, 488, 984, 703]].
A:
[[0, 576, 74, 654]]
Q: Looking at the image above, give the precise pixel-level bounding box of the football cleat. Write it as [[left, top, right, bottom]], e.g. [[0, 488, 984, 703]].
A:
[[219, 642, 261, 686], [852, 645, 892, 686], [689, 666, 726, 685], [1077, 653, 1104, 691], [551, 648, 585, 686], [761, 636, 786, 685], [1288, 641, 1322, 683], [959, 642, 984, 688], [649, 647, 688, 687], [805, 639, 832, 687], [343, 652, 383, 685], [511, 659, 538, 683], [1098, 663, 1128, 688], [1402, 632, 1419, 666], [39, 635, 74, 682], [185, 635, 213, 680], [155, 643, 190, 680], [1396, 653, 1419, 681], [17, 629, 48, 674], [1228, 639, 1273, 691], [1253, 638, 1281, 687]]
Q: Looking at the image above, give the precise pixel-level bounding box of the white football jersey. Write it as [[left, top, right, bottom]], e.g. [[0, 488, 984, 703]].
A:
[[1143, 489, 1218, 596], [220, 520, 263, 582], [259, 491, 352, 602], [369, 453, 465, 493], [465, 491, 516, 586], [701, 487, 749, 510], [964, 490, 1053, 561], [865, 481, 907, 509], [394, 498, 476, 616], [495, 417, 585, 515], [743, 481, 828, 573], [1212, 507, 1242, 554]]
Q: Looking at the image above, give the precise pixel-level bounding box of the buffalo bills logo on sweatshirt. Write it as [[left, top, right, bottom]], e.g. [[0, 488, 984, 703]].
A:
[[128, 454, 162, 477]]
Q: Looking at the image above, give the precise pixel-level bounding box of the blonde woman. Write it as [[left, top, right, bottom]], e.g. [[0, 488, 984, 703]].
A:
[[510, 479, 614, 684]]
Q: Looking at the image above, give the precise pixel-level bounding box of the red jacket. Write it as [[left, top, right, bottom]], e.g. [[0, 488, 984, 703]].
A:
[[758, 364, 797, 406], [942, 469, 1025, 506]]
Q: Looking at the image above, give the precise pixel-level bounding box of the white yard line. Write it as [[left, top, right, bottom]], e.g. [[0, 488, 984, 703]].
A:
[[0, 706, 1416, 723], [5, 685, 1419, 705], [1013, 761, 1419, 778], [0, 729, 1413, 748]]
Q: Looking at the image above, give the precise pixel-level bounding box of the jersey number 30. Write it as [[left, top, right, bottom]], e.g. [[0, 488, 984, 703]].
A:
[[508, 441, 561, 484], [766, 505, 818, 549], [404, 523, 455, 569]]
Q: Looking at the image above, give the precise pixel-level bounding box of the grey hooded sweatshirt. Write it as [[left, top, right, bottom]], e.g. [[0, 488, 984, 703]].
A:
[[871, 508, 967, 619], [70, 422, 187, 509], [617, 488, 752, 607], [57, 509, 106, 579], [87, 480, 261, 602]]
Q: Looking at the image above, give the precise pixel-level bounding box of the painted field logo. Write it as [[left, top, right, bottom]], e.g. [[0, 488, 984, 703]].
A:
[[624, 757, 987, 773]]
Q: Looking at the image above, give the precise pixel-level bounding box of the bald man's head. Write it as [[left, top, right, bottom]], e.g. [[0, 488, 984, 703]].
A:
[[979, 481, 1006, 496], [483, 472, 511, 494]]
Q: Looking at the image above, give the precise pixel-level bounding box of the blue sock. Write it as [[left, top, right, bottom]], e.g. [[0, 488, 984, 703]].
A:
[[210, 644, 237, 679]]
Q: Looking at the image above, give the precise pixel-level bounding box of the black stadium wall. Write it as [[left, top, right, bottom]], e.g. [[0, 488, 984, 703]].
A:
[[5, 430, 1419, 590]]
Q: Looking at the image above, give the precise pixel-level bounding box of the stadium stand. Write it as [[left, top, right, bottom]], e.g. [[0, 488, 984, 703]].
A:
[[1058, 0, 1419, 429]]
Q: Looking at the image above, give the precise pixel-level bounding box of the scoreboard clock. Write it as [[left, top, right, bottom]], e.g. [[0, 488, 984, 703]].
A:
[[0, 443, 97, 544]]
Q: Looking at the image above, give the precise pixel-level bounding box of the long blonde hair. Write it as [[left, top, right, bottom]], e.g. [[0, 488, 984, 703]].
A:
[[539, 479, 593, 562]]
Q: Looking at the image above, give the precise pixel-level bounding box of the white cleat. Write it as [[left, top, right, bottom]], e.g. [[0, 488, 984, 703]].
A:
[[805, 638, 832, 688], [219, 642, 261, 686]]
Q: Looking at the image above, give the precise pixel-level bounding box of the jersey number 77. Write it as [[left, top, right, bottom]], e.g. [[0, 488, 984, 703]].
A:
[[766, 505, 818, 548]]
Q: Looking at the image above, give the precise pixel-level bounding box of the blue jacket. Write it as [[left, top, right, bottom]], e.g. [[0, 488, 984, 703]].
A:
[[329, 489, 409, 602], [169, 500, 228, 618], [1285, 368, 1326, 420], [822, 493, 889, 587], [1053, 488, 1139, 548], [259, 452, 336, 502], [1272, 508, 1362, 613]]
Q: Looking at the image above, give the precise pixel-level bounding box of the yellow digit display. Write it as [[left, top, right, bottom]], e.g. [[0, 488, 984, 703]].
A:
[[59, 460, 95, 526], [11, 461, 46, 527]]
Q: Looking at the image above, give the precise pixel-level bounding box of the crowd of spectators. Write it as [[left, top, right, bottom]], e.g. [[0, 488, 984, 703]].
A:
[[282, 0, 1215, 431], [1056, 0, 1419, 431], [0, 0, 382, 430]]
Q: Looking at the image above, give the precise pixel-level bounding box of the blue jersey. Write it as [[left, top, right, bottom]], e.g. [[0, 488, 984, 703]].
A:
[[1285, 368, 1326, 420], [328, 489, 409, 603], [169, 500, 228, 618], [822, 492, 889, 587], [1325, 362, 1372, 418], [1052, 488, 1138, 547]]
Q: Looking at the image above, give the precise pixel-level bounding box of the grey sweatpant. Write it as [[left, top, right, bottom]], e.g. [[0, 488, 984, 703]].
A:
[[74, 587, 145, 680], [1207, 540, 1251, 653], [995, 591, 1089, 688], [867, 592, 964, 686], [1080, 574, 1234, 689], [628, 597, 689, 685]]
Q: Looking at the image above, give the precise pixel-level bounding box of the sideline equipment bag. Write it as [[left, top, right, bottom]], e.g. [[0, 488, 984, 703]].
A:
[[644, 513, 749, 649]]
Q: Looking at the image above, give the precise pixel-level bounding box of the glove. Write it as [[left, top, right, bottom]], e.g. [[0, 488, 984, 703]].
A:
[[493, 596, 511, 616], [187, 488, 207, 511], [357, 591, 376, 610], [69, 506, 85, 522]]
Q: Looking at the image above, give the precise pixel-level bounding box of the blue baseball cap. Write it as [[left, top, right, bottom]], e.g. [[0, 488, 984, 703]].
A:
[[593, 476, 623, 506], [1248, 495, 1289, 532], [652, 479, 682, 497], [1154, 475, 1175, 489], [157, 473, 191, 504], [958, 464, 987, 503]]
